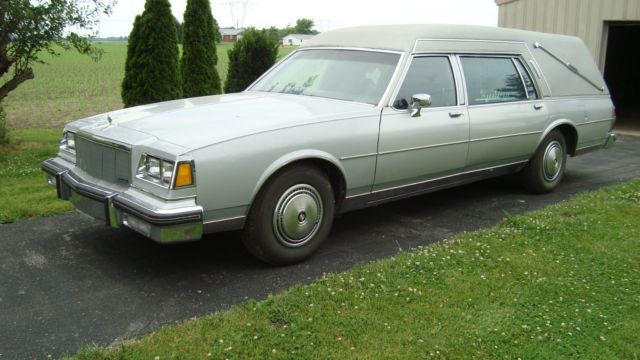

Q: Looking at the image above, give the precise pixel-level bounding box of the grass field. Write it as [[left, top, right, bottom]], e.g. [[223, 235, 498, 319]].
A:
[[70, 180, 640, 359], [2, 42, 295, 129], [0, 43, 295, 223]]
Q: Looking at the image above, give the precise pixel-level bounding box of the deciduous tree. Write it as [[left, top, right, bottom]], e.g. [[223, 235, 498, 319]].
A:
[[0, 0, 115, 102]]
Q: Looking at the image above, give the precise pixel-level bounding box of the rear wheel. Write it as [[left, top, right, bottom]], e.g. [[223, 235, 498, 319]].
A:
[[521, 130, 567, 193], [242, 165, 335, 265]]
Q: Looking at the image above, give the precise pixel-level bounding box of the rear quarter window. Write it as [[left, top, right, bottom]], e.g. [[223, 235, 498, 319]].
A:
[[460, 57, 527, 105]]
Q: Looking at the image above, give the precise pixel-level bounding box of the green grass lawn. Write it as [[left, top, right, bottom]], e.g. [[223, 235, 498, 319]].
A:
[[70, 180, 640, 359], [0, 129, 73, 222]]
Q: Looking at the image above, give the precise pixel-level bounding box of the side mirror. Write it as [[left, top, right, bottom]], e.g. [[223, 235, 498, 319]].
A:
[[410, 94, 432, 118]]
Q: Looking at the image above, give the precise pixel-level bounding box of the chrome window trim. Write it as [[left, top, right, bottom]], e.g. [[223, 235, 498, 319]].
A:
[[413, 38, 528, 53], [513, 57, 540, 100], [512, 58, 530, 100]]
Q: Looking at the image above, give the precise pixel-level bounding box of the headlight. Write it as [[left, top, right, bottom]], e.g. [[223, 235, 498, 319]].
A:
[[137, 154, 175, 188], [60, 131, 76, 152], [137, 155, 194, 189]]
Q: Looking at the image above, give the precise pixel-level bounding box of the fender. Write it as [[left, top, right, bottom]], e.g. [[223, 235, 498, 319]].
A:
[[248, 149, 348, 209], [537, 118, 578, 152]]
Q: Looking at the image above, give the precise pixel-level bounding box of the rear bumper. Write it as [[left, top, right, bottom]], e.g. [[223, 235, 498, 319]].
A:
[[603, 131, 616, 149], [42, 158, 203, 243]]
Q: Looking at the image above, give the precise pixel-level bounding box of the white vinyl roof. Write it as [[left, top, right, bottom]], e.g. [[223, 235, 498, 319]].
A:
[[302, 24, 607, 96], [302, 24, 579, 53]]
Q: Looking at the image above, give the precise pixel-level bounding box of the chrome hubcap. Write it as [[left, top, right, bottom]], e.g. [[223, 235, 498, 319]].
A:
[[273, 184, 323, 247], [543, 140, 563, 181]]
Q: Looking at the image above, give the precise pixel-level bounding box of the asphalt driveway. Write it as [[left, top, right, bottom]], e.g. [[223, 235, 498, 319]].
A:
[[1, 135, 639, 359]]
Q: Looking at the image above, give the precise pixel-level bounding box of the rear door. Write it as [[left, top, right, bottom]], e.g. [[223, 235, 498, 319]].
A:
[[460, 56, 548, 169]]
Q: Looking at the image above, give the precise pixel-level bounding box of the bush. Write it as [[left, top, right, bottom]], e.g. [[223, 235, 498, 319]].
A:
[[181, 0, 221, 97], [224, 28, 278, 93], [121, 0, 182, 107]]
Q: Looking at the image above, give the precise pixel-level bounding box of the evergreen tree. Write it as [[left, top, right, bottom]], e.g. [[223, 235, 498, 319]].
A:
[[224, 28, 278, 93], [121, 0, 181, 107], [181, 0, 221, 97]]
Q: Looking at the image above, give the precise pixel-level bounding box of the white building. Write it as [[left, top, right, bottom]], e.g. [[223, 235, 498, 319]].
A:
[[281, 34, 316, 46]]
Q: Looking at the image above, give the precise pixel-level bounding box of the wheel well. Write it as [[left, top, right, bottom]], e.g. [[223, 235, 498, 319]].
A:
[[268, 159, 347, 209], [555, 124, 578, 156]]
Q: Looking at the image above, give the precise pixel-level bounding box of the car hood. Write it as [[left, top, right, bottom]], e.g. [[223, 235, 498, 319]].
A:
[[69, 92, 377, 151]]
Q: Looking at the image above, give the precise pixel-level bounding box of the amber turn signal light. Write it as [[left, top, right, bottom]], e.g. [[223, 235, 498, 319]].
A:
[[174, 162, 193, 187]]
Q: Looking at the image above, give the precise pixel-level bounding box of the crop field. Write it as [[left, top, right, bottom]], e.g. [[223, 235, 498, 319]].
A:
[[2, 42, 296, 130]]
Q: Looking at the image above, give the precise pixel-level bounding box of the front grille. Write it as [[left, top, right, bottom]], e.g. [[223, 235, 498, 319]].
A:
[[75, 135, 131, 184]]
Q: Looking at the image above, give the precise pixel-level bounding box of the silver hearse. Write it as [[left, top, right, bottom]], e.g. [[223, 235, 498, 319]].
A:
[[43, 25, 616, 264]]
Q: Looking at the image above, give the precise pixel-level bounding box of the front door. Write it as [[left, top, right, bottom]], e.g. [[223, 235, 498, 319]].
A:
[[374, 55, 469, 200]]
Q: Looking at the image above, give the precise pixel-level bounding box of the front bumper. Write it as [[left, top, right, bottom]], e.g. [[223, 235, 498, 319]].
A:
[[42, 158, 203, 243]]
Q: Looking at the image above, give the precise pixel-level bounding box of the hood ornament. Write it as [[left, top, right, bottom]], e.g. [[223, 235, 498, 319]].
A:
[[107, 115, 113, 125]]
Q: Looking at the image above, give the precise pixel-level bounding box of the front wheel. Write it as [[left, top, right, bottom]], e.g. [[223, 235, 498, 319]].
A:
[[521, 130, 567, 194], [242, 165, 335, 265]]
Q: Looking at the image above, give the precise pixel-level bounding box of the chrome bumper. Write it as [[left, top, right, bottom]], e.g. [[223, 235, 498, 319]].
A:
[[42, 158, 203, 243], [603, 132, 616, 149]]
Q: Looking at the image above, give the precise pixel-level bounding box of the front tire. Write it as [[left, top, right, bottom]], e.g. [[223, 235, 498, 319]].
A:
[[242, 165, 335, 265], [521, 130, 567, 194]]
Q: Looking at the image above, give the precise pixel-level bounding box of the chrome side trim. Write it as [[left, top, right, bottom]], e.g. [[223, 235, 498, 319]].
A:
[[203, 216, 246, 233], [574, 144, 602, 156], [372, 160, 527, 196], [469, 131, 543, 143], [339, 153, 378, 161], [340, 161, 528, 212], [576, 118, 614, 126], [378, 139, 468, 156]]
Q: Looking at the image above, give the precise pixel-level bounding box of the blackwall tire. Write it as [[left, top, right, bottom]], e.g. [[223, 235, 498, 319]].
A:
[[242, 165, 335, 265]]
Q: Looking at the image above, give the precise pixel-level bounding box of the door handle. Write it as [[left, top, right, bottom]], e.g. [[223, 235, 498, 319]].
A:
[[534, 103, 544, 110], [449, 111, 465, 118]]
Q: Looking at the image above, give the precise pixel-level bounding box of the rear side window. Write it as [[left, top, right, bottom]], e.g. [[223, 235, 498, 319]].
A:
[[393, 56, 457, 109], [461, 57, 527, 105]]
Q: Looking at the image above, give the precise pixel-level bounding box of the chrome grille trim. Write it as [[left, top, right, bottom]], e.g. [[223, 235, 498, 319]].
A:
[[75, 134, 131, 184]]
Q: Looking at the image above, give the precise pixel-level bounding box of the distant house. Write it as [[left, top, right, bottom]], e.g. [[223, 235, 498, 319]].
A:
[[281, 34, 316, 46], [220, 28, 244, 42]]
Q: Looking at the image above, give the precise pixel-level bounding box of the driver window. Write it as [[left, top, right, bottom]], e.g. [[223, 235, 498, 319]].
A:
[[393, 56, 457, 109]]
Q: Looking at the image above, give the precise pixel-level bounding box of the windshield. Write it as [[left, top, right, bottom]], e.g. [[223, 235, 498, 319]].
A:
[[249, 49, 401, 105]]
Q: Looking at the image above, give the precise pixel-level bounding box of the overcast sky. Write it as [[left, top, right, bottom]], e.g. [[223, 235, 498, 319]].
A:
[[98, 0, 499, 37]]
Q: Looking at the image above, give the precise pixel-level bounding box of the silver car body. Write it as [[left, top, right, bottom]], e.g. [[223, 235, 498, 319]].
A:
[[42, 24, 616, 243]]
